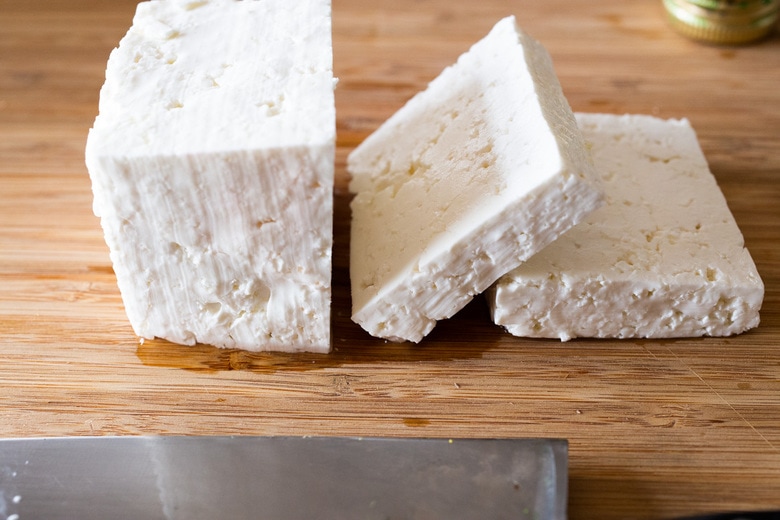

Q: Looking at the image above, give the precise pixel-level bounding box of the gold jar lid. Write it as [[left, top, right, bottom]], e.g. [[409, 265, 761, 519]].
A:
[[663, 0, 780, 44]]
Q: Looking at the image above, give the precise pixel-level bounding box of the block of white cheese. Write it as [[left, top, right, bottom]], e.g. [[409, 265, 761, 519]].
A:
[[347, 16, 604, 342], [85, 0, 336, 352], [489, 113, 764, 340]]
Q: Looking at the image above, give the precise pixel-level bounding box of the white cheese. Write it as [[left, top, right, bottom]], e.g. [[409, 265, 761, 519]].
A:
[[347, 16, 604, 342], [489, 113, 764, 340], [85, 0, 335, 352]]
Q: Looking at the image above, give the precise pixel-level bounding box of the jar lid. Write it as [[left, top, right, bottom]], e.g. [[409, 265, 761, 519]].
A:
[[663, 0, 780, 44]]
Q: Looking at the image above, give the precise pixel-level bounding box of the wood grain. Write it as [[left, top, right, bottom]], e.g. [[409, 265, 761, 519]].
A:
[[1, 1, 779, 519]]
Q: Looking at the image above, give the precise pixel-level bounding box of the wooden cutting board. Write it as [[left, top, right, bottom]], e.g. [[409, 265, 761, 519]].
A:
[[1, 1, 778, 519]]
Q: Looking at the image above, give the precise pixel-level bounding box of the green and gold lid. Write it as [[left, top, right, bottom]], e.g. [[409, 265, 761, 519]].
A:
[[663, 0, 780, 44]]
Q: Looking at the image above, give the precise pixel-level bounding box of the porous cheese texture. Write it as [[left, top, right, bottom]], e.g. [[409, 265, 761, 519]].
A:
[[489, 113, 764, 340], [347, 16, 604, 342], [85, 0, 336, 352]]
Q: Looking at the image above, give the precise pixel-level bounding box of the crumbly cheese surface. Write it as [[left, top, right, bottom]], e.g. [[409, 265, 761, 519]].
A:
[[86, 0, 335, 352], [489, 113, 764, 340], [347, 17, 604, 342]]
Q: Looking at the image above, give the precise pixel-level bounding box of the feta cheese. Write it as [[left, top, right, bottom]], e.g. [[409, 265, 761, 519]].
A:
[[347, 16, 604, 342], [489, 113, 764, 340], [85, 0, 336, 352]]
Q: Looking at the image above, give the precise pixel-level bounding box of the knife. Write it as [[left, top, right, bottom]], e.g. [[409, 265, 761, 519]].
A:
[[0, 435, 567, 520], [676, 512, 780, 520]]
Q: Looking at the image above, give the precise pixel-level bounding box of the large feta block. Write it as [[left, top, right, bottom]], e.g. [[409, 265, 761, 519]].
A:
[[85, 0, 336, 352], [489, 113, 764, 340], [347, 16, 604, 342]]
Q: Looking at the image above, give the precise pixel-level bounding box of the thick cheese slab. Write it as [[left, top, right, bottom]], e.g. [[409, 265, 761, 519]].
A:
[[347, 17, 604, 342], [489, 113, 764, 340], [85, 0, 335, 352]]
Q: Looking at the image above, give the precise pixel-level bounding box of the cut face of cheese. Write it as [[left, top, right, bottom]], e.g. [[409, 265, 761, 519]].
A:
[[85, 0, 335, 352], [489, 113, 764, 341], [347, 16, 604, 342]]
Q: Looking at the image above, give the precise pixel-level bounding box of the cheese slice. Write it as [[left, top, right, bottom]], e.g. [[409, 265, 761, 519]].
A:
[[489, 113, 764, 340], [347, 16, 604, 342], [85, 0, 336, 352]]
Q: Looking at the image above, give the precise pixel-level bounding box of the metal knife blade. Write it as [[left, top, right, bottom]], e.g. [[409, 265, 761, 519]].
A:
[[0, 436, 567, 520]]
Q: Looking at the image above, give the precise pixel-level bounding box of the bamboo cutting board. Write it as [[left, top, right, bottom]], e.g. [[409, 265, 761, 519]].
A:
[[1, 1, 779, 519]]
